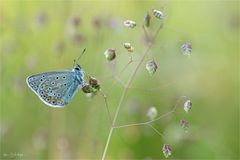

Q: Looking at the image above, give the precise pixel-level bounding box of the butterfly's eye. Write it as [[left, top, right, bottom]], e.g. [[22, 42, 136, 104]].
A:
[[75, 67, 80, 71]]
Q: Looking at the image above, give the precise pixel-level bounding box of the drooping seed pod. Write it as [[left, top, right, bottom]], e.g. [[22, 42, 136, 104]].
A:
[[123, 20, 136, 28], [146, 106, 158, 120], [144, 12, 151, 27], [104, 48, 116, 61], [153, 9, 164, 20], [181, 42, 192, 56], [146, 60, 158, 76], [162, 144, 172, 158], [124, 42, 134, 52], [180, 119, 189, 132], [183, 99, 192, 113]]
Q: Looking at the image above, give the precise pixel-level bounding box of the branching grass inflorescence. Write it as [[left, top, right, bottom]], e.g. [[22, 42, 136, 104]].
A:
[[97, 9, 193, 159]]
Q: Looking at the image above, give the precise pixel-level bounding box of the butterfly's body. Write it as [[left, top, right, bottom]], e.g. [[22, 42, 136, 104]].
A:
[[26, 65, 85, 108]]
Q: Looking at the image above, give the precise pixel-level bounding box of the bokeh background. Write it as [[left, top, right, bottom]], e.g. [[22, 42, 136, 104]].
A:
[[1, 0, 239, 159]]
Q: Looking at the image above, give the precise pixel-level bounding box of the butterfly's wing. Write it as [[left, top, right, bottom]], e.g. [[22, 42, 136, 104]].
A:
[[26, 71, 81, 108]]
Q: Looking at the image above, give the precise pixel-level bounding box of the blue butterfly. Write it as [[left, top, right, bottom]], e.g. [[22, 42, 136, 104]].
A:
[[26, 64, 85, 108]]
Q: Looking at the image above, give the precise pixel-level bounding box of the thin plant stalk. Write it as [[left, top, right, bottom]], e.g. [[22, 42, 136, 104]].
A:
[[102, 23, 163, 160]]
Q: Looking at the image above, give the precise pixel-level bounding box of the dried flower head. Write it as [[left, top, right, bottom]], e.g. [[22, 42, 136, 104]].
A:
[[153, 9, 164, 20], [180, 119, 189, 132], [181, 42, 192, 56], [146, 106, 158, 120], [184, 99, 192, 113], [144, 12, 151, 27], [124, 43, 134, 52], [89, 76, 100, 92], [104, 48, 116, 61], [82, 76, 100, 96], [123, 20, 136, 28], [82, 84, 92, 93], [162, 144, 172, 158], [146, 60, 158, 76]]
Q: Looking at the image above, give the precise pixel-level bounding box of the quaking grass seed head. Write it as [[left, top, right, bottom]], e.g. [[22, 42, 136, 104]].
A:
[[180, 119, 189, 132], [104, 48, 116, 61], [146, 60, 158, 76], [146, 106, 158, 120], [123, 20, 136, 28], [153, 9, 164, 20], [124, 43, 134, 52], [162, 144, 172, 158], [184, 99, 192, 113], [181, 42, 192, 56], [144, 12, 151, 27]]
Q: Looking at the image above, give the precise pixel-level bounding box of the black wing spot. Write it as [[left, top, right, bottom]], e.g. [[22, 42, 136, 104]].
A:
[[56, 77, 59, 80], [62, 76, 66, 79]]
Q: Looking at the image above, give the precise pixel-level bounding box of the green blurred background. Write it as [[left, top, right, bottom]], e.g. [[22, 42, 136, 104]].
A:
[[1, 0, 239, 159]]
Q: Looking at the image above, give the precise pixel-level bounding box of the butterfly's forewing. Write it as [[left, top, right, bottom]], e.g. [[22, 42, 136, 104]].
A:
[[26, 71, 80, 108]]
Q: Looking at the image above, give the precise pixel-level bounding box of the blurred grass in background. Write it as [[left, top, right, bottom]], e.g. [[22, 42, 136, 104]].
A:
[[0, 0, 239, 159]]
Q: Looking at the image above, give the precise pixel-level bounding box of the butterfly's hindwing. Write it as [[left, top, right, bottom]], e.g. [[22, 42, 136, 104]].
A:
[[26, 73, 49, 94]]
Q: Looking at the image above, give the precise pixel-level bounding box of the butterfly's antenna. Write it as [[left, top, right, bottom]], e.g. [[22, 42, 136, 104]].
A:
[[77, 48, 86, 62], [73, 48, 86, 67]]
